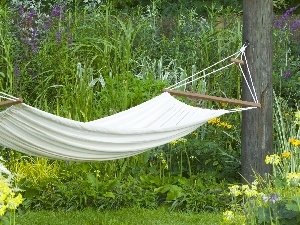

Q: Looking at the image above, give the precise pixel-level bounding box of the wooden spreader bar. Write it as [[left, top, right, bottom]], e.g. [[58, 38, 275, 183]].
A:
[[231, 58, 245, 65], [0, 98, 23, 107], [162, 89, 261, 108]]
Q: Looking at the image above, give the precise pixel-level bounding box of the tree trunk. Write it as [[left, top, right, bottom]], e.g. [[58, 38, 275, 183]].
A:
[[241, 0, 273, 182]]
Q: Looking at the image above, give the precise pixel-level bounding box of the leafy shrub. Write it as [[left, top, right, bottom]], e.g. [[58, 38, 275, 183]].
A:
[[273, 6, 300, 108]]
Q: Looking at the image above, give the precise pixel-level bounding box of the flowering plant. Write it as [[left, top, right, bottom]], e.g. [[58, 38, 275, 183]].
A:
[[0, 157, 23, 225], [223, 105, 300, 224], [273, 5, 300, 107], [224, 176, 300, 224]]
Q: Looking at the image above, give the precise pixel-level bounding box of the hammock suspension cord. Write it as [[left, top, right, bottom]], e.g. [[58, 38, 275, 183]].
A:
[[239, 49, 259, 103], [166, 42, 259, 105], [0, 92, 19, 101]]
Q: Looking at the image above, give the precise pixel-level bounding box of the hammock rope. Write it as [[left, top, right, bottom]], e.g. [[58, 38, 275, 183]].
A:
[[166, 42, 259, 105], [0, 92, 19, 101], [240, 50, 259, 103]]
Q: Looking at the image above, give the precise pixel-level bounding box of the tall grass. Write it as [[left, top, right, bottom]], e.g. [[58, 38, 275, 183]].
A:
[[274, 91, 300, 173], [2, 3, 243, 110], [2, 2, 243, 189], [0, 6, 14, 91]]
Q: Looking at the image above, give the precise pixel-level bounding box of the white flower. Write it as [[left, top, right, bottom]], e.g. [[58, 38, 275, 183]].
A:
[[0, 164, 11, 176]]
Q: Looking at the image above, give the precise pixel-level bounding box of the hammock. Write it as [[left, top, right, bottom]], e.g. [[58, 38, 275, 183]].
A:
[[0, 43, 259, 161]]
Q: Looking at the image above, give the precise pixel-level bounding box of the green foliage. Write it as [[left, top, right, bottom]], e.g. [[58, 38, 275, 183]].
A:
[[1, 2, 244, 213], [0, 157, 24, 225], [140, 174, 229, 212], [0, 6, 14, 91], [1, 0, 299, 216], [257, 197, 300, 225], [273, 92, 300, 176], [273, 6, 300, 108], [9, 155, 229, 212]]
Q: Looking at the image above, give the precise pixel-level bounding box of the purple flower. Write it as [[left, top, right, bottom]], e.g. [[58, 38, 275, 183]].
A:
[[45, 17, 52, 31], [28, 28, 38, 54], [282, 7, 296, 21], [283, 70, 291, 78], [274, 6, 297, 29], [32, 27, 37, 39], [274, 20, 282, 29], [262, 193, 281, 204], [269, 193, 281, 203], [32, 43, 38, 54], [291, 20, 300, 31], [52, 5, 61, 17], [25, 38, 29, 46], [29, 9, 35, 20], [52, 4, 66, 19], [19, 6, 25, 16], [56, 31, 62, 43], [14, 64, 20, 77]]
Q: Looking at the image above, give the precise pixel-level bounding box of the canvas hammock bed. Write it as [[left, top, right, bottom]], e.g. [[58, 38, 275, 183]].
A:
[[0, 43, 260, 161]]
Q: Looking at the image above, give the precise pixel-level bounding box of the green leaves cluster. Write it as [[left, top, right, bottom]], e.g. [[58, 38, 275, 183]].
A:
[[257, 196, 300, 225], [8, 157, 230, 212]]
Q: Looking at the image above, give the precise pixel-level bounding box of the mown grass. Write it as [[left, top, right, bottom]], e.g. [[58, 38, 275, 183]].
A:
[[18, 207, 223, 225]]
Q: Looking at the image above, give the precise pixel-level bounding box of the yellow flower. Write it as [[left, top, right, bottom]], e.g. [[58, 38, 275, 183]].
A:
[[229, 185, 242, 197], [240, 184, 258, 197], [0, 193, 7, 203], [226, 124, 232, 129], [208, 118, 232, 129], [0, 182, 11, 203], [178, 138, 187, 143], [169, 140, 178, 146], [169, 138, 187, 145], [244, 187, 258, 198], [208, 118, 220, 125], [286, 172, 300, 187], [6, 193, 23, 210], [265, 154, 280, 165], [241, 184, 249, 191], [223, 210, 234, 222], [289, 138, 300, 147], [0, 204, 7, 216], [221, 102, 228, 107], [281, 152, 291, 158]]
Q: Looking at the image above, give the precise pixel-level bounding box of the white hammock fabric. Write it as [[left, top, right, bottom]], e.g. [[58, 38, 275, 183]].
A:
[[0, 43, 258, 161], [0, 92, 232, 161]]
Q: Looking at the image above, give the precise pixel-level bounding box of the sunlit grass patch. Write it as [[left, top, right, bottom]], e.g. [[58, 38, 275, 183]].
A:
[[18, 207, 222, 225]]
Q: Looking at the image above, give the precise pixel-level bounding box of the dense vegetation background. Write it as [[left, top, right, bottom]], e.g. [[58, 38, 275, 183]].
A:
[[0, 0, 299, 220]]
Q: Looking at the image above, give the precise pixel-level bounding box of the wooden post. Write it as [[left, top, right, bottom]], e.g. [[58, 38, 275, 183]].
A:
[[241, 0, 273, 182]]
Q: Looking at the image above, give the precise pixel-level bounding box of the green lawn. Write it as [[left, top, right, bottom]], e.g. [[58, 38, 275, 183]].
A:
[[18, 208, 223, 225]]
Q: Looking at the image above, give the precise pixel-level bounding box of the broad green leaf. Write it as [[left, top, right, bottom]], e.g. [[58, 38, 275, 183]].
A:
[[103, 192, 115, 199], [286, 202, 299, 212], [166, 185, 184, 201]]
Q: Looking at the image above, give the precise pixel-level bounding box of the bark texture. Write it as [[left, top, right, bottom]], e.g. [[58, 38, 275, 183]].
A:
[[241, 0, 273, 182]]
